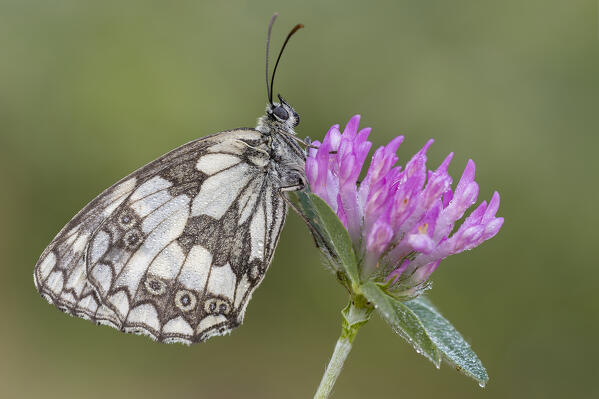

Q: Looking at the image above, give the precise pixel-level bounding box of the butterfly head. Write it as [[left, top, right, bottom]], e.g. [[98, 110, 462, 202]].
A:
[[266, 94, 300, 130]]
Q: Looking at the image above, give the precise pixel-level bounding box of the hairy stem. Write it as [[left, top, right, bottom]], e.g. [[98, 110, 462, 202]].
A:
[[314, 299, 373, 399]]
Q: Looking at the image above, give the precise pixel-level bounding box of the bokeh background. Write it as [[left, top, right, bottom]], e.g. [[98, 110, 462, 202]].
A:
[[1, 1, 598, 398]]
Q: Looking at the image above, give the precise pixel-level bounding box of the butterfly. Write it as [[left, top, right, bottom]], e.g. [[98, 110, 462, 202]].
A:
[[33, 15, 309, 344]]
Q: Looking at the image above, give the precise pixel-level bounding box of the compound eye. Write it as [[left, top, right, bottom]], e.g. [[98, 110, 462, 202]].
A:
[[273, 106, 289, 121]]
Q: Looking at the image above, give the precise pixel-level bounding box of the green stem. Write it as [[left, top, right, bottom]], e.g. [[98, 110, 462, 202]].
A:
[[314, 336, 353, 399], [314, 299, 373, 399]]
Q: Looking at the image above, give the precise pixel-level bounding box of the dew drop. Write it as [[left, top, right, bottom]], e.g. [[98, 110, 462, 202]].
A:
[[478, 381, 486, 388]]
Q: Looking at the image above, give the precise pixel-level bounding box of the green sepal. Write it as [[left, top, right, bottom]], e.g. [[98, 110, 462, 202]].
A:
[[405, 296, 489, 387], [288, 191, 360, 287], [340, 298, 373, 343]]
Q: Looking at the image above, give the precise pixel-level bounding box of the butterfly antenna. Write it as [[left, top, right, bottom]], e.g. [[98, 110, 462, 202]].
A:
[[265, 13, 278, 105], [269, 22, 304, 106]]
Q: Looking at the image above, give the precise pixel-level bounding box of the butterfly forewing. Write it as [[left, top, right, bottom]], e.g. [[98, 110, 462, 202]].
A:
[[34, 129, 289, 344]]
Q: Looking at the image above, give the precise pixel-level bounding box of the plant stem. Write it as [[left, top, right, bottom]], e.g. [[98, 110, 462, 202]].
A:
[[314, 299, 373, 399], [314, 337, 353, 399]]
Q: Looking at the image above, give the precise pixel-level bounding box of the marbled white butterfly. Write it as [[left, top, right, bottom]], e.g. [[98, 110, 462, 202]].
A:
[[33, 15, 308, 344]]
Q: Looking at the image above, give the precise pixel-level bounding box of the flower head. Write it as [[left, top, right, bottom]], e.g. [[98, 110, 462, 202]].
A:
[[306, 115, 503, 299]]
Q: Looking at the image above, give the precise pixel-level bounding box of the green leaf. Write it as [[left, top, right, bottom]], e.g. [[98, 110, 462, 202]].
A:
[[289, 191, 488, 386], [405, 297, 489, 387], [360, 282, 441, 367], [288, 191, 360, 286]]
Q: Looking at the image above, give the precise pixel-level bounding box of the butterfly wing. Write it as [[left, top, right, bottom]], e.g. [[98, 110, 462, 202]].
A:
[[34, 129, 288, 344]]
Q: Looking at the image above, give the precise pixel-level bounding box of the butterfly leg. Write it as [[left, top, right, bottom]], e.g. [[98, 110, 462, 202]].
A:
[[302, 137, 337, 154], [303, 136, 320, 150], [233, 139, 270, 157]]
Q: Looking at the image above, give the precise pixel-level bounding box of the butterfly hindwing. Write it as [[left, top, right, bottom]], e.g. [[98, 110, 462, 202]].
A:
[[34, 129, 288, 343]]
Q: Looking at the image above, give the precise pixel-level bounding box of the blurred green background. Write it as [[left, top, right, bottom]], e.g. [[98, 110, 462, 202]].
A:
[[1, 0, 598, 398]]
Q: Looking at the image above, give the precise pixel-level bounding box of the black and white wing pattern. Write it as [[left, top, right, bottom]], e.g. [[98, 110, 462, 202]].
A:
[[34, 129, 289, 344]]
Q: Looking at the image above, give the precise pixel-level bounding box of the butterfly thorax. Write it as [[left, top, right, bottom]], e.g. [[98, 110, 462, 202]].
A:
[[256, 100, 306, 191]]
